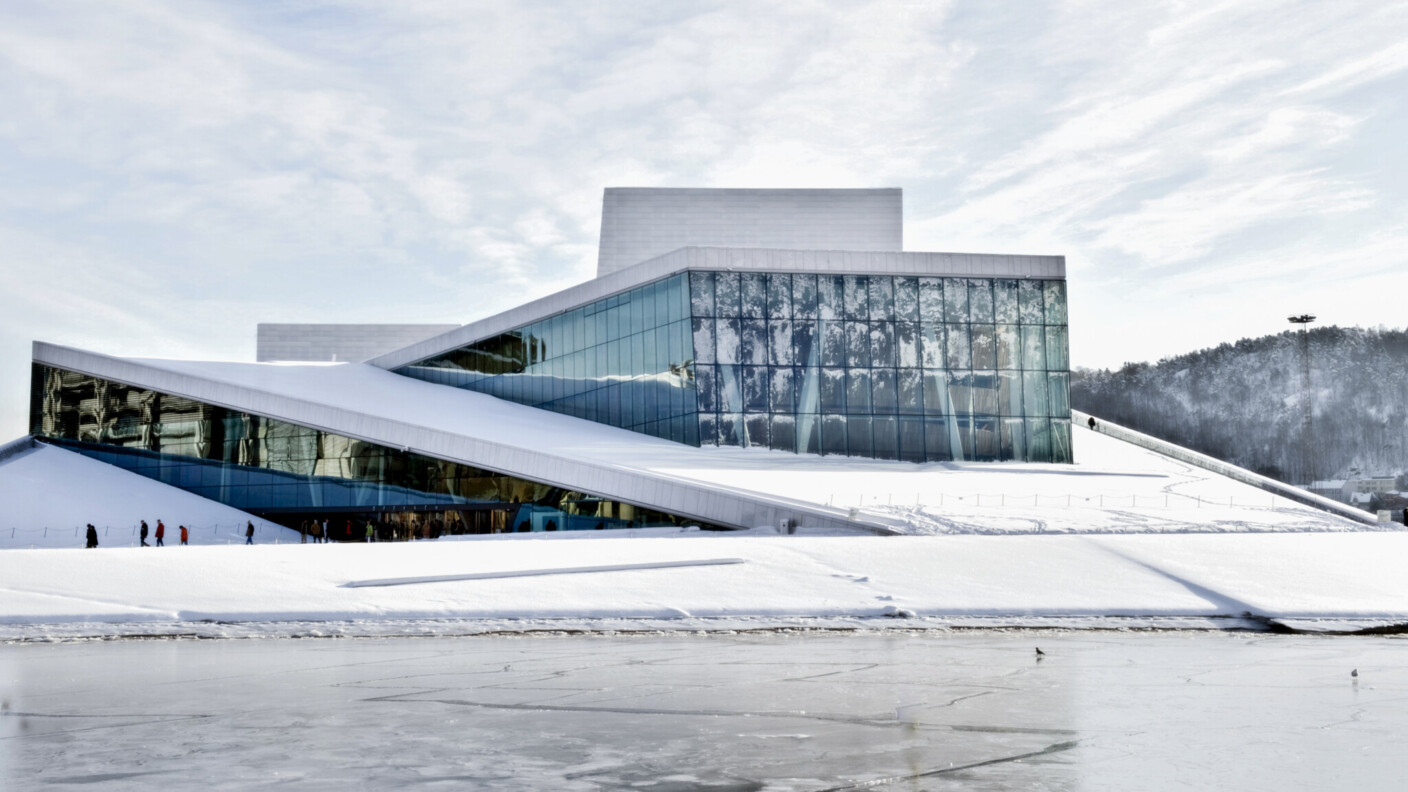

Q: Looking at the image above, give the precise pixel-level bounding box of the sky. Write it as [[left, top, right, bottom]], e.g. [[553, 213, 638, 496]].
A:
[[1, 0, 1406, 440]]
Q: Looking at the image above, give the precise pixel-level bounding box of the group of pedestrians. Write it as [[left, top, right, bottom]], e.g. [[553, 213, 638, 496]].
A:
[[298, 518, 334, 544], [85, 519, 190, 549]]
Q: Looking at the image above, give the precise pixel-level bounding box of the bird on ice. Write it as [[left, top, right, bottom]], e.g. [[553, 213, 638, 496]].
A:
[[1035, 647, 1045, 659], [1351, 669, 1358, 678]]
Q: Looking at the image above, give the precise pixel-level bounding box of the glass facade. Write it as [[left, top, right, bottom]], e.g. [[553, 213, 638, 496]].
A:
[[396, 273, 698, 445], [690, 272, 1070, 462], [391, 269, 1070, 464], [29, 365, 723, 536]]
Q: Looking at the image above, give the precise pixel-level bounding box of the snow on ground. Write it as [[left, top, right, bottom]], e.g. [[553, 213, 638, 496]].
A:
[[2, 531, 1407, 638], [101, 358, 1368, 533], [0, 443, 297, 548]]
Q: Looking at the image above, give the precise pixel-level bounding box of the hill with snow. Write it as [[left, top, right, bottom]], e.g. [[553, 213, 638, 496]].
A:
[[1073, 325, 1408, 485]]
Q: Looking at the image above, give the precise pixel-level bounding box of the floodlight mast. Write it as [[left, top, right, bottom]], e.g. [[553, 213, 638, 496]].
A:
[[1288, 315, 1316, 486]]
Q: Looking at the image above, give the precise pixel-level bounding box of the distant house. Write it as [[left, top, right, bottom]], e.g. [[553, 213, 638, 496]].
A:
[[1308, 480, 1349, 503]]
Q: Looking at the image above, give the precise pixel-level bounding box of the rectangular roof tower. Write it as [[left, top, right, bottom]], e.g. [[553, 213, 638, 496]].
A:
[[596, 188, 903, 277]]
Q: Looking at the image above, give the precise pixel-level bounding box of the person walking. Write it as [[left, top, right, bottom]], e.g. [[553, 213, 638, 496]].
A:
[[155, 520, 165, 547], [1087, 416, 1097, 430], [86, 523, 98, 549], [300, 520, 308, 544], [179, 525, 189, 546], [344, 519, 352, 542], [322, 519, 330, 545], [245, 521, 255, 545], [140, 520, 149, 547], [365, 520, 375, 543]]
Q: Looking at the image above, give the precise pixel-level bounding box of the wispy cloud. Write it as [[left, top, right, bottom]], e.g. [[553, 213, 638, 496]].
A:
[[0, 0, 1405, 436]]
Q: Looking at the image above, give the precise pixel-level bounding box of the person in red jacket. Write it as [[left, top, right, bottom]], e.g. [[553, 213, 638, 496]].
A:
[[155, 520, 165, 547], [179, 525, 189, 546]]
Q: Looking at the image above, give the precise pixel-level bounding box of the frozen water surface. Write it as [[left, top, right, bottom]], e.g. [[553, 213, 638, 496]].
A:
[[2, 632, 1405, 790]]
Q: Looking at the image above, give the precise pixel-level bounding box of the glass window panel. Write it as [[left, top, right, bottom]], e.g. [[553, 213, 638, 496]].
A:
[[1044, 280, 1068, 325], [817, 275, 844, 321], [717, 365, 744, 413], [767, 273, 792, 319], [769, 320, 794, 366], [769, 367, 794, 414], [795, 366, 821, 414], [972, 371, 999, 414], [847, 416, 873, 458], [872, 416, 898, 460], [968, 279, 995, 323], [715, 272, 741, 317], [952, 417, 974, 461], [868, 277, 895, 321], [1023, 371, 1049, 417], [744, 414, 769, 448], [996, 325, 1020, 369], [740, 319, 767, 365], [695, 365, 717, 413], [918, 277, 944, 323], [845, 322, 870, 368], [993, 279, 1019, 324], [1027, 418, 1052, 462], [631, 333, 645, 376], [871, 369, 897, 414], [792, 273, 818, 320], [821, 368, 847, 413], [797, 412, 821, 454], [869, 321, 897, 368], [630, 291, 646, 336], [920, 323, 945, 369], [971, 324, 996, 369], [894, 277, 919, 323], [1018, 280, 1044, 324], [897, 369, 924, 415], [642, 328, 657, 372], [998, 371, 1022, 416], [943, 278, 969, 323], [698, 413, 718, 446], [895, 322, 919, 368], [822, 415, 848, 456], [948, 371, 974, 416], [973, 417, 999, 461], [742, 366, 768, 413], [666, 274, 685, 324], [1048, 372, 1070, 417], [770, 415, 796, 453], [924, 419, 951, 461], [1001, 418, 1026, 461], [715, 319, 740, 365], [897, 417, 925, 462], [719, 413, 744, 447], [922, 371, 947, 415], [846, 369, 872, 414], [821, 320, 846, 367], [792, 320, 818, 367], [741, 273, 767, 318], [843, 275, 868, 320], [946, 324, 971, 369], [1050, 418, 1072, 463], [1021, 325, 1047, 371], [1045, 326, 1069, 371]]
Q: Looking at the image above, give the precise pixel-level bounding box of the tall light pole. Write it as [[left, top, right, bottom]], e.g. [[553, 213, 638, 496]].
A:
[[1289, 314, 1316, 485]]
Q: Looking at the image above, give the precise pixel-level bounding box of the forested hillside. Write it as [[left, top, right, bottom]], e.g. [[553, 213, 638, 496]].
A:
[[1072, 326, 1408, 484]]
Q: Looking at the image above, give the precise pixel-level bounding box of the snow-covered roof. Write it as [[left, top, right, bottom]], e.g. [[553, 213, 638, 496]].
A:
[[31, 342, 1367, 536], [0, 441, 294, 546]]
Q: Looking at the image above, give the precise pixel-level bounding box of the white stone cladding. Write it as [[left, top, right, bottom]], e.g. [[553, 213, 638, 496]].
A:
[[597, 188, 903, 277], [257, 324, 459, 363]]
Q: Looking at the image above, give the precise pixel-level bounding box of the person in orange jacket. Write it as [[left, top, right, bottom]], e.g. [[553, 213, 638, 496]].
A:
[[179, 525, 189, 546], [155, 520, 165, 547]]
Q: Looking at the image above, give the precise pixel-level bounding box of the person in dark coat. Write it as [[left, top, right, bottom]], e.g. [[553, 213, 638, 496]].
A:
[[1087, 416, 1097, 430], [155, 520, 165, 547], [86, 524, 98, 549], [140, 520, 149, 547], [245, 521, 255, 545]]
